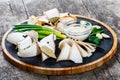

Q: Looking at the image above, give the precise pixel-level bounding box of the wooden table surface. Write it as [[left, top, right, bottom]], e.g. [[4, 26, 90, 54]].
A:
[[0, 0, 120, 80]]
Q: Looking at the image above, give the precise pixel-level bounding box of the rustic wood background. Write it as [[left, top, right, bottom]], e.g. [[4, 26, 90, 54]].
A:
[[0, 0, 120, 80]]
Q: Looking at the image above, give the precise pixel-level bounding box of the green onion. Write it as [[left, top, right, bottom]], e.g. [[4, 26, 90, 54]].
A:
[[14, 24, 60, 33], [14, 24, 66, 39]]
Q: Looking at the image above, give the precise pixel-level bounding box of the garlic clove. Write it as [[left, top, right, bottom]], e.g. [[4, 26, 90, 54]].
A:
[[92, 25, 101, 29], [96, 33, 103, 39], [101, 33, 110, 38]]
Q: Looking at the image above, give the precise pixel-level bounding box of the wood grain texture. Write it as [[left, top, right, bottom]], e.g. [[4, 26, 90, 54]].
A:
[[1, 15, 118, 75], [0, 0, 120, 79]]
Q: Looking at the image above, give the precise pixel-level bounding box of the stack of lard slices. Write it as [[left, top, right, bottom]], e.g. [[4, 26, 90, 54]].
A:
[[57, 39, 96, 63], [7, 31, 56, 61], [27, 8, 77, 33], [7, 32, 96, 63], [7, 31, 41, 57]]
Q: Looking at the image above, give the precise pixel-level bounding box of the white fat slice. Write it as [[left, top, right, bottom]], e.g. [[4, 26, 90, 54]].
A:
[[38, 16, 49, 23], [56, 22, 66, 33], [60, 16, 77, 25], [27, 15, 38, 24], [76, 44, 91, 57], [18, 42, 39, 58], [60, 12, 69, 17], [7, 32, 26, 45], [76, 41, 92, 56], [84, 43, 96, 52], [44, 8, 60, 19], [18, 36, 32, 50], [57, 43, 71, 61], [39, 34, 56, 58], [69, 43, 83, 63], [83, 45, 92, 55], [24, 30, 38, 42], [41, 52, 49, 61], [59, 39, 73, 49], [79, 41, 96, 53], [39, 34, 56, 50]]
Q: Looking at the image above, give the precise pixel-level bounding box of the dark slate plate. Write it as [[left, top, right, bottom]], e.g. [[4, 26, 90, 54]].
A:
[[4, 16, 114, 68]]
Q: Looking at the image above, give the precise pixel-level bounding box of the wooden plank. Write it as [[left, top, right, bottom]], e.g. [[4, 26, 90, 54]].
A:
[[1, 0, 116, 77], [81, 0, 120, 80], [0, 0, 120, 79], [49, 71, 97, 80], [0, 1, 14, 42], [0, 0, 48, 80], [8, 0, 28, 21], [22, 0, 61, 16]]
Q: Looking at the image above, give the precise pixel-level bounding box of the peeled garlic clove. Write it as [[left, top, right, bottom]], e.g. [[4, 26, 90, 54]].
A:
[[92, 25, 101, 29], [96, 33, 103, 39], [7, 32, 27, 45], [101, 33, 110, 38]]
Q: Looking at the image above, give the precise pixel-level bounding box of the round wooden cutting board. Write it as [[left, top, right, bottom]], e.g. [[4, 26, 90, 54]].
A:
[[1, 15, 118, 75]]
